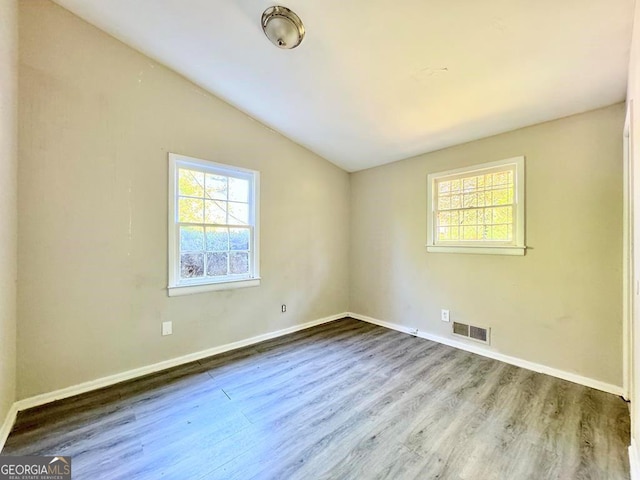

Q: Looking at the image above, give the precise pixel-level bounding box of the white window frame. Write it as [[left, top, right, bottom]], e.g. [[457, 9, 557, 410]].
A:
[[168, 153, 260, 296], [426, 156, 526, 256]]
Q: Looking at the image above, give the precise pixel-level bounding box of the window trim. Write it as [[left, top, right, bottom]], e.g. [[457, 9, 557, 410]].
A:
[[426, 156, 526, 256], [167, 153, 260, 296]]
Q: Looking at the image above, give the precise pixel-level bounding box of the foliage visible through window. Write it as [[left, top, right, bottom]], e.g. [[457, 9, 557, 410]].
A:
[[427, 157, 525, 255], [169, 154, 259, 294], [435, 170, 514, 242]]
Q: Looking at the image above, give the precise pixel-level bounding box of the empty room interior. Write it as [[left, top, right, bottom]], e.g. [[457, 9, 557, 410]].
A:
[[3, 0, 640, 479]]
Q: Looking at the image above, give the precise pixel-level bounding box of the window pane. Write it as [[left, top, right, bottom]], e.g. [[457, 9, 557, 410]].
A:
[[438, 195, 451, 210], [230, 228, 250, 251], [230, 252, 249, 274], [483, 174, 493, 188], [181, 253, 204, 278], [229, 177, 249, 202], [179, 169, 204, 197], [492, 188, 510, 206], [451, 179, 462, 193], [492, 224, 509, 240], [438, 181, 450, 194], [493, 171, 509, 186], [205, 174, 227, 200], [463, 192, 477, 208], [481, 208, 493, 225], [438, 211, 451, 227], [206, 252, 228, 276], [462, 210, 477, 225], [205, 200, 227, 224], [463, 177, 476, 192], [228, 202, 249, 225], [493, 206, 512, 224], [462, 226, 478, 240], [206, 227, 228, 251], [179, 198, 204, 223], [180, 226, 204, 251], [438, 227, 450, 241], [451, 195, 462, 209]]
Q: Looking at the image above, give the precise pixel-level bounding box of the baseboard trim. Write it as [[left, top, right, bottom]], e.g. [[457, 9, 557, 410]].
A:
[[0, 403, 18, 453], [630, 440, 640, 480], [14, 313, 348, 413], [348, 312, 623, 396]]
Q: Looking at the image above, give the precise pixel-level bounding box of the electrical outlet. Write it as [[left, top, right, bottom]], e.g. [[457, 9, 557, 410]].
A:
[[441, 309, 450, 322], [281, 304, 287, 313], [162, 321, 173, 336]]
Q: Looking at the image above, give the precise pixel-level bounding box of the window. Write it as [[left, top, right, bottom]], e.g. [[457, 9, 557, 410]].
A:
[[168, 153, 260, 296], [427, 156, 525, 255]]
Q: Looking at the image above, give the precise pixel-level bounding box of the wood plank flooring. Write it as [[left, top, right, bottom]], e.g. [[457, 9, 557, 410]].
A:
[[1, 318, 630, 479]]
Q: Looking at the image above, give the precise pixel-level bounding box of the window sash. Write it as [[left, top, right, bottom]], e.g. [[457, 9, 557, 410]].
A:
[[176, 223, 254, 285]]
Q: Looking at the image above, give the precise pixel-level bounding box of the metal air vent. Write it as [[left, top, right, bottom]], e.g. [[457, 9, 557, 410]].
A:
[[452, 322, 490, 345]]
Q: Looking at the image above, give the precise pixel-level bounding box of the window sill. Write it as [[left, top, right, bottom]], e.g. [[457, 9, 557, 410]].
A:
[[168, 277, 261, 297], [426, 245, 526, 256]]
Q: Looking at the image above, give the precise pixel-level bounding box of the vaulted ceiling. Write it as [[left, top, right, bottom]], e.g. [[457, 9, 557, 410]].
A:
[[53, 0, 634, 171]]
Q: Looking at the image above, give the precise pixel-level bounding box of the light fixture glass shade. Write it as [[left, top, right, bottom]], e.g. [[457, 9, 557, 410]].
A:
[[262, 6, 305, 49]]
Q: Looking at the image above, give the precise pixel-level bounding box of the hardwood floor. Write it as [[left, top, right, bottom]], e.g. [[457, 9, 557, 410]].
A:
[[1, 318, 630, 479]]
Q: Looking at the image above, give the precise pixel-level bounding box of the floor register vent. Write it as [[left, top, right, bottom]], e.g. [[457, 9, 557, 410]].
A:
[[452, 322, 490, 345]]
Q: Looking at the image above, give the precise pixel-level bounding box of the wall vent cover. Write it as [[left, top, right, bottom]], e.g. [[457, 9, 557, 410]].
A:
[[453, 322, 469, 337], [452, 322, 490, 345]]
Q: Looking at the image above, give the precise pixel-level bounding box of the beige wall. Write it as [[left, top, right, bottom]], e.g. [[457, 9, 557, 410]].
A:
[[17, 1, 350, 399], [350, 104, 624, 387], [0, 0, 17, 427]]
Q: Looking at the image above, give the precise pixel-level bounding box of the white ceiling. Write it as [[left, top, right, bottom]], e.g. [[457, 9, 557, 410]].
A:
[[52, 0, 634, 172]]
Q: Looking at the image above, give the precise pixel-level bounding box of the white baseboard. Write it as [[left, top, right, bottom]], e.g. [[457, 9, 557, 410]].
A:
[[630, 440, 640, 480], [348, 312, 623, 396], [13, 312, 348, 414], [0, 403, 18, 453]]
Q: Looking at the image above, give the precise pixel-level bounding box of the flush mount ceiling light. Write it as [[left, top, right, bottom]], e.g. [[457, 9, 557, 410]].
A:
[[261, 6, 305, 49]]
